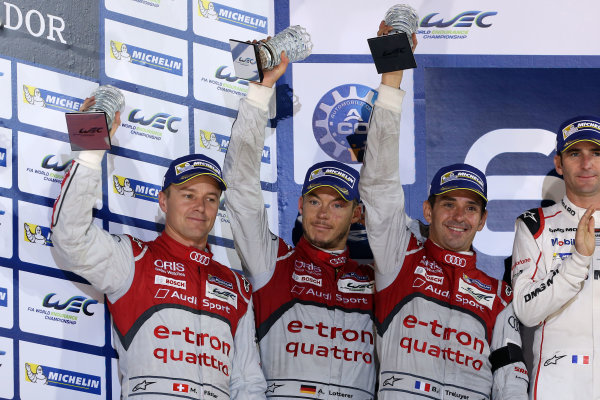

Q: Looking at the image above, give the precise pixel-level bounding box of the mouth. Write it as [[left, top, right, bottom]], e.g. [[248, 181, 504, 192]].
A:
[[446, 225, 468, 233]]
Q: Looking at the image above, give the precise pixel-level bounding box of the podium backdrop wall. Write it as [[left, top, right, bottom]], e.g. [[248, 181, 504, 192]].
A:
[[1, 1, 600, 399]]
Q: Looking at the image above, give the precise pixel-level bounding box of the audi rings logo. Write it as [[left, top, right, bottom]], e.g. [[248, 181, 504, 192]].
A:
[[190, 252, 210, 265], [330, 257, 346, 266], [444, 254, 466, 267]]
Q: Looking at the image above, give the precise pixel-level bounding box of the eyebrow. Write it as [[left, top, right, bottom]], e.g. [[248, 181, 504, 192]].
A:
[[306, 192, 347, 203]]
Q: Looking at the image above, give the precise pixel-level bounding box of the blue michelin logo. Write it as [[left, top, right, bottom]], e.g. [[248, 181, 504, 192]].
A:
[[110, 40, 183, 76], [199, 1, 268, 34], [0, 287, 7, 307], [25, 362, 101, 395], [199, 130, 270, 163], [0, 147, 6, 167], [312, 84, 377, 163], [22, 85, 83, 112], [113, 175, 161, 203]]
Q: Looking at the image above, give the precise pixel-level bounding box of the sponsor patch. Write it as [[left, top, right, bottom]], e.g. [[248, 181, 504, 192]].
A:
[[461, 274, 491, 291], [206, 282, 237, 308], [154, 275, 186, 290], [458, 277, 495, 309], [292, 272, 322, 287], [337, 278, 374, 294], [207, 274, 233, 290], [415, 266, 444, 285]]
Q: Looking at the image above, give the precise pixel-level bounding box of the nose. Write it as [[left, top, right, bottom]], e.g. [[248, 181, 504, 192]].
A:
[[581, 153, 593, 169], [317, 204, 329, 219], [452, 206, 466, 221]]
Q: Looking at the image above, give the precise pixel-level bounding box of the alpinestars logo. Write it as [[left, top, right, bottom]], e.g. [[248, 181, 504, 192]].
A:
[[312, 84, 377, 163]]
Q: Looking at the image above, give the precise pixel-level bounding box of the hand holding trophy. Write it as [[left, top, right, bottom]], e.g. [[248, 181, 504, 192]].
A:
[[368, 4, 419, 73], [229, 25, 313, 82], [65, 85, 125, 151]]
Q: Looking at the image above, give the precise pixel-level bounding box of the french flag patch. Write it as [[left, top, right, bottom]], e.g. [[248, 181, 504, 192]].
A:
[[415, 381, 431, 392], [572, 355, 590, 364]]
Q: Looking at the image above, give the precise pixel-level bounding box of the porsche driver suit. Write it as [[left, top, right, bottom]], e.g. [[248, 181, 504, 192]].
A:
[[223, 84, 376, 399], [359, 83, 529, 399], [51, 152, 267, 400], [512, 197, 599, 399]]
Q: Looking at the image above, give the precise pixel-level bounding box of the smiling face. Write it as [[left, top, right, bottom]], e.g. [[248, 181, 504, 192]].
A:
[[423, 189, 487, 253], [555, 141, 600, 207], [299, 186, 360, 251], [159, 175, 221, 249]]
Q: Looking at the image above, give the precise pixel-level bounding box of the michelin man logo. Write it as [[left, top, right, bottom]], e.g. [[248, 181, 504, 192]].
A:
[[110, 41, 132, 62], [23, 85, 46, 107], [312, 84, 377, 163], [199, 130, 221, 151], [114, 176, 135, 197], [198, 1, 218, 20], [25, 363, 48, 384], [24, 223, 51, 246]]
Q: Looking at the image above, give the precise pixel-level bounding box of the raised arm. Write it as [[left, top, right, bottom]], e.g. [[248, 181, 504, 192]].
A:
[[511, 208, 593, 326], [223, 53, 289, 289], [51, 105, 133, 297]]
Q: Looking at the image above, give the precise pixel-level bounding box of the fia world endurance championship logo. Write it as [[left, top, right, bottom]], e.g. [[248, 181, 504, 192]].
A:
[[312, 84, 377, 163]]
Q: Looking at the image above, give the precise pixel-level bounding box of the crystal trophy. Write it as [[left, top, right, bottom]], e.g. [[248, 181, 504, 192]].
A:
[[368, 4, 419, 73], [65, 85, 125, 151], [229, 25, 313, 82]]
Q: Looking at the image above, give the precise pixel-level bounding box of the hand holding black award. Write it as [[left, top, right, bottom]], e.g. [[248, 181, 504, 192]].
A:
[[228, 25, 313, 82], [368, 4, 419, 73], [65, 85, 125, 151]]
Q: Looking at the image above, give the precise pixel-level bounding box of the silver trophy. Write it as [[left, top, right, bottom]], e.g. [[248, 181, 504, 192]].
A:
[[65, 85, 126, 151], [229, 25, 313, 82], [87, 85, 126, 129], [368, 4, 419, 73], [384, 4, 419, 48]]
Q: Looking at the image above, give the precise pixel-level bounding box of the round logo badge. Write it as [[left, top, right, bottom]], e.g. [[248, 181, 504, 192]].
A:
[[312, 84, 377, 163]]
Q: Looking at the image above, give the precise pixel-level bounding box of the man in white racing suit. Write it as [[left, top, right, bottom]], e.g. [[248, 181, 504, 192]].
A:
[[512, 116, 600, 399], [223, 53, 377, 398], [358, 22, 528, 400], [51, 98, 267, 400]]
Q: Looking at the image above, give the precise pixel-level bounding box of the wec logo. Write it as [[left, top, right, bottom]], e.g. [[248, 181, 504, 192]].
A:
[[42, 293, 98, 316], [420, 11, 497, 28]]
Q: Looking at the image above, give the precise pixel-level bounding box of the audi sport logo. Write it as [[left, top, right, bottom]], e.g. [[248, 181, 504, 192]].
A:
[[444, 254, 466, 267], [190, 251, 210, 265], [329, 257, 346, 266]]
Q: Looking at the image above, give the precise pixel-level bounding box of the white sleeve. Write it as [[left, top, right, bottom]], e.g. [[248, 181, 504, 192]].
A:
[[359, 84, 417, 289], [223, 83, 279, 290], [229, 299, 268, 400], [51, 156, 134, 297], [491, 302, 529, 400]]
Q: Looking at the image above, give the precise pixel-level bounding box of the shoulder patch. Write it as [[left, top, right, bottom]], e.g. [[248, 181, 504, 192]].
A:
[[517, 207, 543, 238]]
